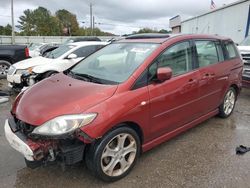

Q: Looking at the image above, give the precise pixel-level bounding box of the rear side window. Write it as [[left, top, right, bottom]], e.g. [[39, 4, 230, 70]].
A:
[[225, 42, 238, 59], [157, 41, 193, 75], [195, 40, 219, 67]]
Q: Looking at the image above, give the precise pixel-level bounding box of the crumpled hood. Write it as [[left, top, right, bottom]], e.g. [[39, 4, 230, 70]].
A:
[[12, 73, 118, 126], [13, 56, 53, 70]]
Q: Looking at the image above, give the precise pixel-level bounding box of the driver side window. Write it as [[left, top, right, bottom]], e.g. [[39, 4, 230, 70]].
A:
[[148, 41, 193, 82]]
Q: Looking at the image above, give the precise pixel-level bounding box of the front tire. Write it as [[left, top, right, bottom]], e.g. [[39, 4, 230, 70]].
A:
[[85, 126, 140, 182], [218, 87, 236, 118]]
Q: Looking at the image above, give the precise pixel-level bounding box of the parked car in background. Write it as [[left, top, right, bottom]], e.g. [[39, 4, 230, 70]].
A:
[[40, 44, 59, 57], [28, 43, 48, 57], [0, 45, 29, 78], [7, 41, 107, 90], [28, 43, 59, 58], [4, 34, 242, 181], [237, 36, 250, 88], [64, 37, 101, 44]]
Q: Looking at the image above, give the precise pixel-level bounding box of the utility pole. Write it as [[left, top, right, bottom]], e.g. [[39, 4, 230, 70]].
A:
[[93, 16, 95, 36], [90, 2, 93, 36], [11, 0, 15, 44]]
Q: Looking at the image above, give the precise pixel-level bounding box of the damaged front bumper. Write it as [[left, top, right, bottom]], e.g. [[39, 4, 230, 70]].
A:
[[8, 73, 39, 91], [4, 118, 86, 166], [5, 119, 34, 161]]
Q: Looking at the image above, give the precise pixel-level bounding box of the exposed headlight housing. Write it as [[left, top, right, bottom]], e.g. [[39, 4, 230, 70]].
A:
[[32, 113, 97, 136], [16, 67, 33, 75]]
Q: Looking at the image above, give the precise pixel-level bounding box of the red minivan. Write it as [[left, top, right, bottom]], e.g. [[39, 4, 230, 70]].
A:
[[5, 34, 243, 181]]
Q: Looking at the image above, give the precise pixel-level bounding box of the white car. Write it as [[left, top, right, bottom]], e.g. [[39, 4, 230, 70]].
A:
[[237, 36, 250, 86], [7, 41, 108, 90], [28, 43, 48, 57]]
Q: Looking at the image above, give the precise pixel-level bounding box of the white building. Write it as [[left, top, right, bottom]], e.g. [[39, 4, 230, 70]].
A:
[[181, 0, 250, 43]]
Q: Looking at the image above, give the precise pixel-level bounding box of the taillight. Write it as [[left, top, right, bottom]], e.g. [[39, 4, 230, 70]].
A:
[[25, 47, 29, 57]]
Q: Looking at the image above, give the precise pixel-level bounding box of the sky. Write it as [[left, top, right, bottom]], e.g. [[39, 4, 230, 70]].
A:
[[0, 0, 238, 35]]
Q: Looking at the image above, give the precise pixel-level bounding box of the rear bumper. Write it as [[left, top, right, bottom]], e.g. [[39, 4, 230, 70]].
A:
[[4, 118, 86, 165]]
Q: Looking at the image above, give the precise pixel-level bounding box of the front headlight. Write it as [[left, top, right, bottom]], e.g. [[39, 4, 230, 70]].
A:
[[16, 67, 33, 75], [8, 66, 16, 75], [32, 113, 97, 136]]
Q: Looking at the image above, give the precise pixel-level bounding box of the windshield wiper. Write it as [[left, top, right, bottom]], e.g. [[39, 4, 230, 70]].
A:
[[68, 71, 103, 84]]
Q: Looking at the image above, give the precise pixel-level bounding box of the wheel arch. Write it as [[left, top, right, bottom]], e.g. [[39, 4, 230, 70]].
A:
[[230, 84, 240, 97], [96, 121, 144, 146], [0, 55, 13, 63]]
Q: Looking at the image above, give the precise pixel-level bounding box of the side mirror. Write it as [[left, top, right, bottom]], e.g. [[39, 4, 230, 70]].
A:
[[67, 53, 78, 59], [157, 67, 172, 82]]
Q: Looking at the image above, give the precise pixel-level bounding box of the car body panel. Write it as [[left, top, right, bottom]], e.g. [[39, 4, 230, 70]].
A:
[[12, 73, 118, 126]]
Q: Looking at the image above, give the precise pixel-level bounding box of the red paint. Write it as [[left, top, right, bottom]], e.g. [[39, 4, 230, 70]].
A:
[[25, 47, 29, 58], [12, 34, 243, 153]]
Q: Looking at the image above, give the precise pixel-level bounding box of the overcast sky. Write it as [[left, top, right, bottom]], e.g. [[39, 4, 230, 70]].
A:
[[0, 0, 238, 35]]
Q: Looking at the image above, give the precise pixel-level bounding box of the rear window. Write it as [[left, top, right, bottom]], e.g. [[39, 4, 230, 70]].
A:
[[225, 42, 238, 59]]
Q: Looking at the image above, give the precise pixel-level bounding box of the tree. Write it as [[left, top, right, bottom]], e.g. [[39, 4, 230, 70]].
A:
[[132, 28, 171, 35], [17, 9, 35, 35], [133, 28, 158, 34], [159, 29, 171, 34], [0, 24, 12, 35], [18, 7, 61, 36], [56, 9, 79, 36]]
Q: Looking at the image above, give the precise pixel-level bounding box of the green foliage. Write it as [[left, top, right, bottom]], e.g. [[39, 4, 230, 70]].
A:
[[132, 27, 171, 34], [17, 9, 35, 35], [55, 9, 79, 36], [0, 24, 12, 35], [17, 7, 61, 36]]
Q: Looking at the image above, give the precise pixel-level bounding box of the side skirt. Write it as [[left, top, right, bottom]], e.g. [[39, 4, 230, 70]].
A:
[[142, 109, 219, 152]]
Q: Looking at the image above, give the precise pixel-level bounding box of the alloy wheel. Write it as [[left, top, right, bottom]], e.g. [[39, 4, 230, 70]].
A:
[[223, 89, 236, 116], [0, 64, 9, 76], [101, 133, 137, 177]]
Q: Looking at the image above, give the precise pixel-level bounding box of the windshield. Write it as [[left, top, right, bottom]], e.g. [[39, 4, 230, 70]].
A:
[[28, 43, 43, 51], [241, 36, 250, 46], [46, 44, 76, 59], [69, 42, 159, 84]]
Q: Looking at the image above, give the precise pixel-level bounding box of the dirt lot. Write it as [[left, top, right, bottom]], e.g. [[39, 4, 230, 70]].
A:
[[1, 79, 250, 188]]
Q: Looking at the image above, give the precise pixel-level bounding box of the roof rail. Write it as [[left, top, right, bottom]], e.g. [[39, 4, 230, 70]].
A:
[[125, 33, 170, 39]]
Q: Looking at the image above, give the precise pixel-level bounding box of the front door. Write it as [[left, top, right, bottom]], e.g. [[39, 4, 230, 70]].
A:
[[148, 41, 201, 140]]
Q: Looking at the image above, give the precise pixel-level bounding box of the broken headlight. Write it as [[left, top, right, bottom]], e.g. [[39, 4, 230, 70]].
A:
[[32, 113, 97, 136]]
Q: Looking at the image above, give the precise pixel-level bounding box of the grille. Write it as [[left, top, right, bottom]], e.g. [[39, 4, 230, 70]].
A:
[[14, 118, 35, 134]]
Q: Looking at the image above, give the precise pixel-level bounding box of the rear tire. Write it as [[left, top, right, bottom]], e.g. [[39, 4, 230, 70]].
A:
[[85, 126, 140, 182], [218, 87, 236, 118], [0, 60, 11, 79]]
